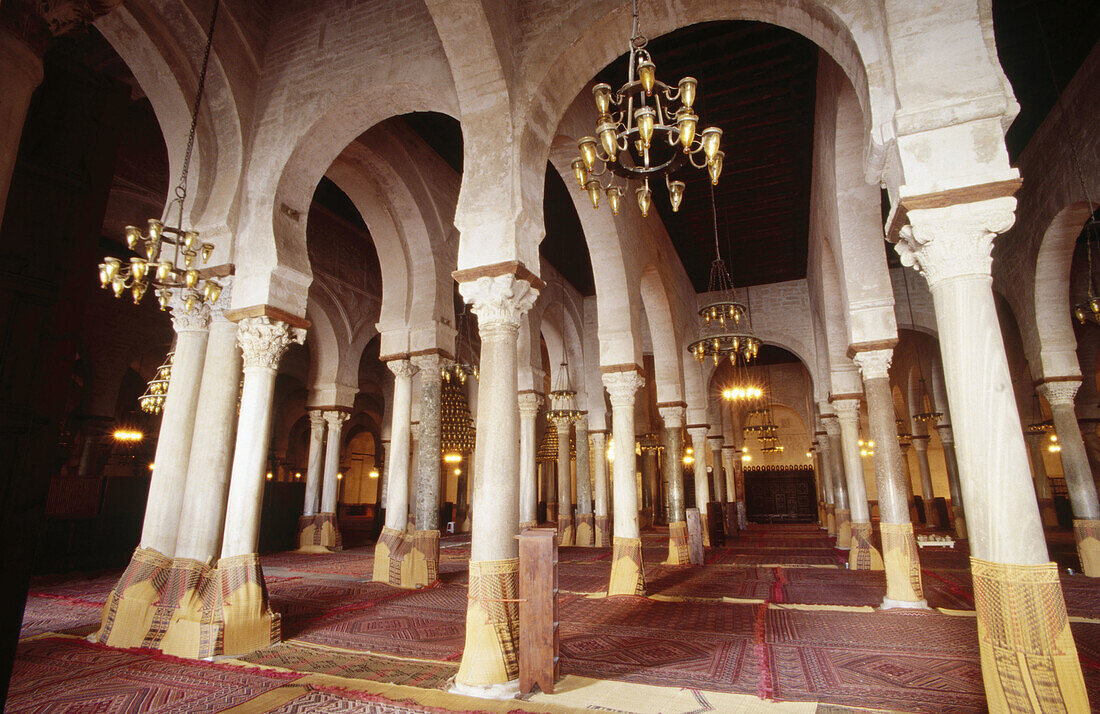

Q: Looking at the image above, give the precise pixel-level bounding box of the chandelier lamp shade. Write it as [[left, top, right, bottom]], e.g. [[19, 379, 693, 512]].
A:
[[1073, 218, 1100, 326], [444, 307, 480, 384], [440, 376, 475, 458], [96, 0, 224, 315], [571, 0, 722, 218], [138, 350, 173, 415]]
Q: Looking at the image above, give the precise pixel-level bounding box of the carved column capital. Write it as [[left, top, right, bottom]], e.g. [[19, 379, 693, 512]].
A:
[[1037, 379, 1082, 407], [458, 274, 538, 332], [911, 435, 930, 453], [323, 410, 351, 430], [688, 426, 709, 441], [517, 392, 542, 416], [822, 415, 841, 437], [236, 317, 305, 370], [853, 349, 893, 381], [895, 197, 1017, 289], [386, 358, 418, 380], [832, 398, 861, 423], [411, 352, 444, 379], [602, 370, 644, 408], [308, 409, 326, 430], [936, 424, 955, 445], [658, 405, 686, 429], [590, 430, 607, 448], [170, 295, 211, 334]]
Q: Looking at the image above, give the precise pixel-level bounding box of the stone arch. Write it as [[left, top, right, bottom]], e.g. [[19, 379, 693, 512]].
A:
[[532, 276, 587, 408], [639, 264, 685, 405], [1032, 202, 1094, 378]]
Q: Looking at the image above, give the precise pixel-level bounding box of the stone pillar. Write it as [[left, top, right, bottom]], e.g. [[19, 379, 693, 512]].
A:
[[833, 400, 879, 568], [297, 410, 326, 550], [897, 199, 1086, 708], [707, 435, 725, 503], [823, 416, 850, 548], [936, 424, 968, 539], [517, 392, 541, 529], [659, 405, 689, 564], [911, 435, 937, 525], [604, 370, 646, 596], [408, 422, 420, 528], [899, 443, 920, 524], [639, 448, 658, 528], [410, 353, 444, 585], [574, 416, 593, 546], [1039, 380, 1100, 576], [373, 359, 418, 586], [317, 410, 349, 550], [816, 431, 836, 535], [1080, 421, 1100, 490], [218, 316, 305, 655], [453, 273, 537, 695], [0, 27, 43, 228], [688, 427, 710, 544], [720, 445, 737, 502], [554, 417, 574, 545], [1025, 431, 1059, 527], [463, 377, 478, 533], [855, 350, 925, 608], [591, 430, 611, 545]]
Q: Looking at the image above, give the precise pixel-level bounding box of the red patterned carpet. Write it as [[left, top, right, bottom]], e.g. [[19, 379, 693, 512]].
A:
[[14, 522, 1100, 713]]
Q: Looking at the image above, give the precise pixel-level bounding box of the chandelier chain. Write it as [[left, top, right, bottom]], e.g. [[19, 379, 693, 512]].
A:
[[174, 0, 222, 216]]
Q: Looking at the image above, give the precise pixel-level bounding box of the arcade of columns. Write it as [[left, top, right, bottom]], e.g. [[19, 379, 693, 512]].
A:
[[3, 0, 1099, 710]]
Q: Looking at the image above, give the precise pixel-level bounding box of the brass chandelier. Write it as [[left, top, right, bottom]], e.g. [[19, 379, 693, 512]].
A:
[[440, 376, 475, 460], [138, 350, 173, 415], [547, 360, 584, 424], [97, 0, 223, 314], [572, 0, 722, 217], [1073, 218, 1100, 326], [444, 307, 480, 384]]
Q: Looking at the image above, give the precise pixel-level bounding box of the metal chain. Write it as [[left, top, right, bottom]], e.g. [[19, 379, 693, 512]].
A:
[[173, 0, 222, 220]]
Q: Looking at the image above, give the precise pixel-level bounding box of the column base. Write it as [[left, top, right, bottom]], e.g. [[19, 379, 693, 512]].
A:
[[952, 505, 968, 540], [970, 557, 1089, 711], [297, 513, 342, 552], [373, 526, 411, 587], [557, 515, 574, 546], [408, 530, 440, 587], [1073, 519, 1100, 577], [450, 679, 520, 700], [575, 513, 594, 547], [455, 558, 520, 688], [158, 558, 221, 658], [880, 522, 925, 603], [825, 504, 836, 536], [848, 522, 884, 571], [608, 537, 646, 596], [96, 547, 172, 649], [518, 520, 537, 531], [215, 553, 281, 656], [881, 597, 930, 610], [664, 521, 691, 565], [1038, 498, 1059, 528], [835, 508, 851, 550], [594, 514, 611, 547]]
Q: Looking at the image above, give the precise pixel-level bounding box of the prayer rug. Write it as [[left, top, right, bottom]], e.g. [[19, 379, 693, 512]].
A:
[[19, 595, 103, 638], [234, 642, 457, 688], [294, 604, 465, 660]]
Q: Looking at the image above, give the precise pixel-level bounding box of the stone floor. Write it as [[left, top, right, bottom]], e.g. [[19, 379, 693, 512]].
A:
[[10, 521, 1100, 712]]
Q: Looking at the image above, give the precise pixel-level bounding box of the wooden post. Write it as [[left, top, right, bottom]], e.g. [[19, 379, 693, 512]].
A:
[[685, 508, 705, 565], [518, 528, 558, 694]]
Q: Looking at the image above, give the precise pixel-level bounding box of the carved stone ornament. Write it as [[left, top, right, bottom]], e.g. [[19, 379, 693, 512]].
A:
[[1038, 379, 1082, 407], [411, 353, 444, 379], [458, 275, 538, 331], [34, 0, 121, 36], [658, 405, 686, 429], [894, 197, 1016, 289], [602, 370, 644, 408], [323, 410, 351, 429], [386, 358, 417, 380], [236, 316, 306, 370], [832, 398, 861, 422], [518, 392, 543, 416], [853, 349, 893, 381], [308, 409, 326, 430], [936, 424, 956, 445], [170, 295, 211, 334]]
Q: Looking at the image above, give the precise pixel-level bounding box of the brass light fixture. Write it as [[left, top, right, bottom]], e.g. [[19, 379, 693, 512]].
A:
[[443, 306, 480, 384], [97, 0, 223, 314], [1073, 218, 1100, 325], [572, 0, 722, 217], [440, 376, 475, 462], [900, 269, 942, 425], [139, 350, 173, 415]]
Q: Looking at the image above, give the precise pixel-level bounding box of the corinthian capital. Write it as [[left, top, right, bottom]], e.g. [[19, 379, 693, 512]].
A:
[[458, 275, 538, 332], [323, 410, 351, 430], [895, 197, 1016, 289], [386, 358, 417, 380], [853, 349, 893, 381], [658, 405, 686, 429], [308, 409, 326, 430], [602, 370, 644, 408], [236, 317, 306, 370], [170, 293, 211, 334], [1037, 379, 1081, 407], [832, 398, 861, 423], [517, 392, 543, 416]]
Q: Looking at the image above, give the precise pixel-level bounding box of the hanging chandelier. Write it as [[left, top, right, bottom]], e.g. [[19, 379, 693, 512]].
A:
[[1073, 218, 1100, 325], [638, 433, 663, 454], [440, 376, 475, 461], [572, 0, 722, 217], [537, 425, 576, 462], [912, 377, 941, 424], [689, 189, 759, 365], [138, 350, 173, 415], [547, 360, 583, 424], [97, 0, 223, 314], [896, 418, 912, 447], [444, 307, 480, 384]]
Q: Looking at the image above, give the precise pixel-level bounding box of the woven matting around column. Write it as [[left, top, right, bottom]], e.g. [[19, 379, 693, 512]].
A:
[[558, 515, 575, 546], [594, 515, 611, 547], [608, 537, 646, 596], [96, 546, 172, 649], [216, 552, 281, 655], [1073, 519, 1100, 577], [848, 522, 883, 571], [371, 526, 405, 585], [297, 515, 318, 551], [665, 521, 691, 565], [314, 512, 342, 551], [455, 558, 520, 687], [835, 508, 851, 549], [825, 504, 836, 536], [408, 530, 440, 587], [970, 557, 1089, 712], [880, 522, 924, 602], [158, 558, 222, 658], [575, 513, 594, 547]]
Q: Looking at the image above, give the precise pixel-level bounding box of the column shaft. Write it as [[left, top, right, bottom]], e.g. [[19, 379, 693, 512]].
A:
[[414, 357, 443, 531], [517, 393, 541, 528], [591, 431, 611, 545], [605, 371, 646, 596], [574, 418, 593, 546], [555, 419, 573, 543], [302, 411, 325, 516]]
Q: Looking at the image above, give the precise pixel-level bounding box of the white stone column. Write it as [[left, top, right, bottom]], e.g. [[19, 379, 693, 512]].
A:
[[1038, 380, 1100, 576], [936, 424, 967, 539], [517, 392, 541, 529], [221, 318, 306, 558], [707, 435, 725, 502], [174, 302, 242, 563], [591, 430, 610, 545], [454, 273, 537, 693], [659, 406, 688, 563], [320, 411, 349, 513], [854, 349, 923, 604], [412, 353, 444, 534], [554, 417, 573, 544], [688, 427, 710, 516], [0, 28, 43, 228], [911, 435, 936, 524], [408, 422, 420, 528], [604, 370, 646, 596], [140, 301, 211, 557], [823, 416, 850, 547], [302, 410, 326, 517], [574, 415, 593, 546], [816, 431, 836, 535], [720, 446, 737, 501], [372, 359, 418, 586], [834, 398, 880, 568]]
